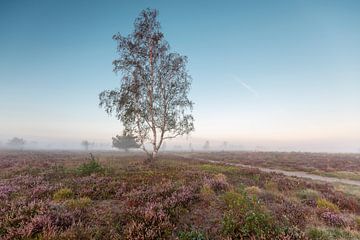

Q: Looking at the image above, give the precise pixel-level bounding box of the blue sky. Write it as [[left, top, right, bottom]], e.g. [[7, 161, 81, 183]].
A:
[[0, 0, 359, 151]]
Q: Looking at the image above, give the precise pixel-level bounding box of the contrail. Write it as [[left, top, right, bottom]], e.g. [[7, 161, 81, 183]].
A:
[[232, 75, 259, 97]]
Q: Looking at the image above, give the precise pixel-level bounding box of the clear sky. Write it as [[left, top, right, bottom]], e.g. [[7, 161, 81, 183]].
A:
[[0, 0, 359, 152]]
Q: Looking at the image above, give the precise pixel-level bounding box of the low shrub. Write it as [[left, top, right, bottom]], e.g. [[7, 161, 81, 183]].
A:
[[264, 181, 278, 192], [65, 197, 92, 209], [316, 198, 339, 212], [200, 184, 215, 199], [245, 186, 261, 195], [297, 188, 320, 201], [53, 188, 73, 202], [356, 216, 360, 229], [204, 173, 230, 193], [178, 230, 206, 240], [221, 191, 279, 239], [76, 153, 104, 176], [322, 190, 360, 213]]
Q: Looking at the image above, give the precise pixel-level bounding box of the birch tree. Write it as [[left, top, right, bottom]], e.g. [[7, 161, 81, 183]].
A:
[[99, 9, 194, 160]]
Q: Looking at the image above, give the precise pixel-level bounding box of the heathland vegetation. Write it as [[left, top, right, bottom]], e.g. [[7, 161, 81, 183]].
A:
[[2, 151, 360, 239]]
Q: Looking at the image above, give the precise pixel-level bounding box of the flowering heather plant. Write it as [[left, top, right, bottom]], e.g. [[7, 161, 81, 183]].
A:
[[0, 184, 16, 200], [320, 211, 346, 227], [73, 176, 125, 200], [124, 202, 173, 239], [121, 181, 199, 239], [272, 200, 310, 229], [22, 214, 54, 237]]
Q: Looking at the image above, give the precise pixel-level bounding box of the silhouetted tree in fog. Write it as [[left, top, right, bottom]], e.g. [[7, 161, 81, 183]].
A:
[[81, 140, 93, 151], [222, 141, 228, 151], [112, 134, 140, 152], [99, 9, 194, 161], [203, 141, 210, 150], [189, 143, 193, 152], [8, 137, 26, 150]]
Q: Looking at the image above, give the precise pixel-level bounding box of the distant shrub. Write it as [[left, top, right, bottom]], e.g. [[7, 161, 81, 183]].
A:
[[316, 198, 339, 212], [178, 230, 206, 240], [76, 153, 103, 176], [203, 173, 230, 193], [65, 197, 92, 209], [307, 227, 360, 240], [245, 186, 261, 195], [53, 188, 73, 201], [297, 188, 320, 207], [264, 181, 278, 192]]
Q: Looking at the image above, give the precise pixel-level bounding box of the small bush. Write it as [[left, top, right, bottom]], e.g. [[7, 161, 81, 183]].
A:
[[297, 188, 320, 201], [200, 184, 215, 199], [322, 190, 360, 212], [316, 198, 339, 212], [307, 228, 329, 240], [178, 230, 206, 240], [221, 191, 278, 239], [77, 154, 103, 176], [53, 188, 73, 201], [264, 181, 278, 192], [204, 173, 230, 193], [65, 197, 92, 209], [245, 186, 261, 195]]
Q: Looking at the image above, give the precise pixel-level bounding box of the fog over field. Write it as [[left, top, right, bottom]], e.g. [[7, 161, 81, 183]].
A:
[[1, 1, 360, 154]]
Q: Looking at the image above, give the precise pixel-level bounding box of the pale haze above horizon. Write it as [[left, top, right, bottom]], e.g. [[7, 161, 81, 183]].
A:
[[1, 0, 359, 152]]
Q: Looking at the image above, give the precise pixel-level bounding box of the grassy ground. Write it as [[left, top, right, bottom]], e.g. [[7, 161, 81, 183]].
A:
[[1, 151, 360, 239]]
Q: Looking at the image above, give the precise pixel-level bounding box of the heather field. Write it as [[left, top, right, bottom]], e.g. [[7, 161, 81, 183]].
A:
[[2, 151, 360, 239]]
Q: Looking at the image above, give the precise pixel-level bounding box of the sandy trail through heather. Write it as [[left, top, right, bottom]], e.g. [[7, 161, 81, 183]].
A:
[[174, 153, 360, 187]]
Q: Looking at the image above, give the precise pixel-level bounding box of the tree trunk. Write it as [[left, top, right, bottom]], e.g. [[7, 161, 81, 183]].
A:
[[152, 149, 158, 160]]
